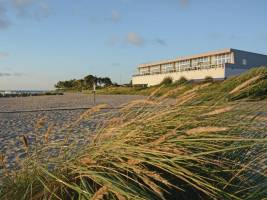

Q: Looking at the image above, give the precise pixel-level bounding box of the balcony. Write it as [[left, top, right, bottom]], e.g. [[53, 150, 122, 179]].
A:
[[133, 63, 225, 77]]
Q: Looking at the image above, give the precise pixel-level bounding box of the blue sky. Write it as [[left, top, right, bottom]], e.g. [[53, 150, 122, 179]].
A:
[[0, 0, 267, 90]]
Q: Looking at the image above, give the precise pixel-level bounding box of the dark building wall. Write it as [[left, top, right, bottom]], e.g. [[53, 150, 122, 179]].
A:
[[232, 49, 267, 69]]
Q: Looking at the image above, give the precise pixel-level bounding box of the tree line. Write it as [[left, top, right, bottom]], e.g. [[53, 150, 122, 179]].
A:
[[55, 75, 113, 90]]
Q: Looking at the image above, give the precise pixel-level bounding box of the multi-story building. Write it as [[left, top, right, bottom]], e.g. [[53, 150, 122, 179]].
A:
[[132, 49, 267, 86]]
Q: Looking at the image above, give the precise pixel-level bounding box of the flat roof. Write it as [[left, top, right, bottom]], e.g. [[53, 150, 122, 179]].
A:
[[138, 48, 233, 68]]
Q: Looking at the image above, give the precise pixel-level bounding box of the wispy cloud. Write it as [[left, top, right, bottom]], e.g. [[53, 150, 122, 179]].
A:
[[110, 10, 121, 22], [11, 0, 53, 20], [0, 72, 11, 77], [12, 0, 34, 7], [13, 72, 24, 76], [0, 2, 11, 29], [34, 2, 53, 21], [0, 72, 24, 77], [107, 34, 166, 47], [0, 52, 9, 59], [90, 10, 122, 24], [11, 0, 34, 17], [106, 35, 120, 46], [179, 0, 190, 8], [154, 38, 167, 46], [126, 32, 144, 46], [112, 62, 121, 67]]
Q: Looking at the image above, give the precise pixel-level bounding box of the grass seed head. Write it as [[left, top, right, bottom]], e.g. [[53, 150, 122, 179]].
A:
[[92, 186, 109, 200], [186, 126, 229, 135], [202, 106, 234, 116], [0, 154, 5, 166], [44, 124, 54, 143], [21, 135, 29, 150], [35, 117, 46, 129]]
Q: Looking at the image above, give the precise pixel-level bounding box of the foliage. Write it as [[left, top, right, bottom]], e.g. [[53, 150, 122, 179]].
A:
[[174, 76, 188, 85], [160, 77, 173, 85], [203, 76, 214, 83], [55, 75, 113, 90]]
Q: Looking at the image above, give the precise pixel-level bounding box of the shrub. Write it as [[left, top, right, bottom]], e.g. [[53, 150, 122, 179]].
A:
[[203, 76, 214, 83], [160, 77, 173, 85], [174, 76, 188, 85]]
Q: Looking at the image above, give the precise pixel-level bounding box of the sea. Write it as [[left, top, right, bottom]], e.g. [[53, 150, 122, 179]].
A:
[[0, 90, 49, 95]]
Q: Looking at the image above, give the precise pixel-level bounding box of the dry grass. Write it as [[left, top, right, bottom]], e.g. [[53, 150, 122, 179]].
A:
[[92, 186, 109, 200], [202, 106, 235, 116], [229, 75, 262, 94], [1, 68, 267, 200], [186, 126, 229, 135]]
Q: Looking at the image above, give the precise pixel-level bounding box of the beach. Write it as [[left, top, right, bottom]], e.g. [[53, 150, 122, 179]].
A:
[[0, 93, 144, 169]]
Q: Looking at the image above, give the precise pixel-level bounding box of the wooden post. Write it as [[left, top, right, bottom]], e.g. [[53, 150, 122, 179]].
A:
[[93, 83, 96, 105]]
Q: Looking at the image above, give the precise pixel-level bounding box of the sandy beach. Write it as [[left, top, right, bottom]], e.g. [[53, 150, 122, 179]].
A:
[[0, 93, 144, 169]]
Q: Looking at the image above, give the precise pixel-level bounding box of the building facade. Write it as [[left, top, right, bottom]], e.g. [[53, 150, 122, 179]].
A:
[[132, 49, 267, 86]]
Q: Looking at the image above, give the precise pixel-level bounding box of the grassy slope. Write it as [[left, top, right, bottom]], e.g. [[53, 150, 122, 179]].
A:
[[1, 67, 267, 200], [96, 67, 267, 101]]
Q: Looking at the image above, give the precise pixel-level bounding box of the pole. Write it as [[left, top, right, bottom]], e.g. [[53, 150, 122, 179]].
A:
[[93, 83, 96, 105]]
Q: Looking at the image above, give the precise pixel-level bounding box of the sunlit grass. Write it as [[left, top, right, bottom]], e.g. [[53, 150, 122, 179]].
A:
[[0, 67, 267, 200]]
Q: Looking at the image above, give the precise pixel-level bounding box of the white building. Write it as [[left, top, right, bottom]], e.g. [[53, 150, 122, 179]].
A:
[[132, 49, 267, 86]]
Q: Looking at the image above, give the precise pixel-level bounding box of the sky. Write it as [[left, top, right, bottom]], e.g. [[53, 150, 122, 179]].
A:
[[0, 0, 267, 90]]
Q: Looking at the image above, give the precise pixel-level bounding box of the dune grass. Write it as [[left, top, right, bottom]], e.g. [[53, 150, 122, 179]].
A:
[[1, 67, 267, 200], [96, 67, 267, 101]]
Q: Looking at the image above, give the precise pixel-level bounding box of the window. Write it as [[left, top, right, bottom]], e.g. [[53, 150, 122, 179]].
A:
[[178, 60, 191, 71], [139, 67, 149, 75], [150, 65, 161, 74], [215, 54, 231, 65], [242, 59, 247, 66], [175, 62, 180, 71], [191, 57, 210, 69], [161, 63, 174, 73]]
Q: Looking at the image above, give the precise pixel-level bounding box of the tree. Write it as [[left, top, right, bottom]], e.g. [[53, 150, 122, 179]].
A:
[[54, 74, 113, 90], [84, 75, 97, 89], [101, 77, 113, 86]]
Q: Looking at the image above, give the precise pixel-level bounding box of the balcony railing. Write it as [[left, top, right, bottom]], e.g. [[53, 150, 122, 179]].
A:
[[133, 64, 225, 77]]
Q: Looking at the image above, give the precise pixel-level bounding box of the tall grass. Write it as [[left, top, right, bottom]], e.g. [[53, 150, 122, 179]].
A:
[[1, 67, 267, 200]]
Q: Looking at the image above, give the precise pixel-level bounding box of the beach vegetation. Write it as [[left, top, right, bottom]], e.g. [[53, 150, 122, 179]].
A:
[[1, 67, 267, 199]]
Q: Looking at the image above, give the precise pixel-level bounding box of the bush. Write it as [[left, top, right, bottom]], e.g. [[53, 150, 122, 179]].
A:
[[174, 76, 188, 85], [203, 76, 214, 83], [160, 77, 173, 85]]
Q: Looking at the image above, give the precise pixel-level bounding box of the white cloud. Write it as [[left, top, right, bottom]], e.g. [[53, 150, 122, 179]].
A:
[[126, 32, 144, 46]]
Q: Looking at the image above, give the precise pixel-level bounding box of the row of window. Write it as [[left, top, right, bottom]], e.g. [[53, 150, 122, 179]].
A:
[[139, 54, 232, 75], [192, 57, 210, 65], [139, 64, 224, 75]]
